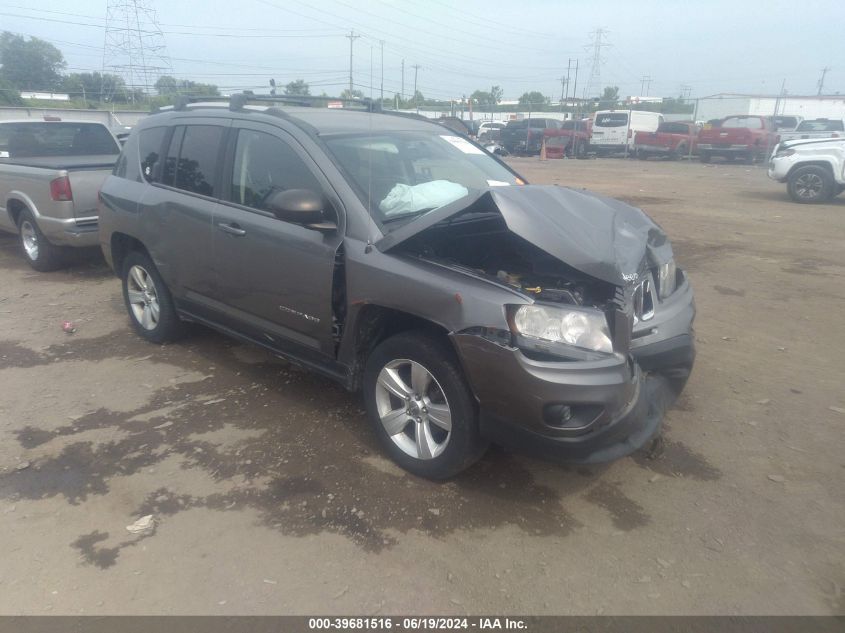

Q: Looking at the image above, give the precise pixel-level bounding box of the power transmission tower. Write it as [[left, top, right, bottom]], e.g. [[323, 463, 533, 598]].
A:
[[346, 31, 361, 96], [583, 28, 610, 100], [680, 84, 692, 103], [817, 67, 831, 95], [102, 0, 172, 103], [640, 75, 652, 97], [411, 64, 421, 113]]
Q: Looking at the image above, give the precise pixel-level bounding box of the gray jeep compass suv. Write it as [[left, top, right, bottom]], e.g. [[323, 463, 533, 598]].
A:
[[98, 95, 695, 479]]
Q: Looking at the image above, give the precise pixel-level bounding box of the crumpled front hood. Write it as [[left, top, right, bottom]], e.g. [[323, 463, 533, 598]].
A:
[[377, 185, 673, 286]]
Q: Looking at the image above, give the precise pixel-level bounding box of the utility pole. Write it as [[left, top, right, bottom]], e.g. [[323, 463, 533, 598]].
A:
[[346, 30, 360, 96], [379, 40, 385, 102], [640, 75, 652, 97], [401, 59, 405, 103], [412, 64, 421, 113], [572, 59, 579, 117], [817, 67, 831, 95]]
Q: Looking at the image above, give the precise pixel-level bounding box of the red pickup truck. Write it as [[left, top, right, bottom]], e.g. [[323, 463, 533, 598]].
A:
[[545, 119, 592, 158], [697, 115, 779, 164], [633, 121, 699, 160]]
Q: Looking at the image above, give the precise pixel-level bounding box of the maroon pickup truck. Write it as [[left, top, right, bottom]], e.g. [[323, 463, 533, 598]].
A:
[[634, 122, 699, 160], [697, 115, 779, 164]]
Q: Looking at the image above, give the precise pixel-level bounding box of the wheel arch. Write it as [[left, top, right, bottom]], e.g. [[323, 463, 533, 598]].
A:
[[787, 160, 836, 180], [340, 303, 452, 391], [110, 232, 150, 277]]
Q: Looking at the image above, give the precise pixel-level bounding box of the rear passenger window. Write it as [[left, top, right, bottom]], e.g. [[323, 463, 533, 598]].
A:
[[138, 127, 166, 183], [229, 130, 321, 211], [162, 125, 224, 197]]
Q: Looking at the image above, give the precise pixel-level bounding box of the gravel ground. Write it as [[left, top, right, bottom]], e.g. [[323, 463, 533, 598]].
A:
[[0, 157, 843, 615]]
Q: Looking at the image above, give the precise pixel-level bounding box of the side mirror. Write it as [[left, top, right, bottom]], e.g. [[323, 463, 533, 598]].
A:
[[266, 189, 336, 232]]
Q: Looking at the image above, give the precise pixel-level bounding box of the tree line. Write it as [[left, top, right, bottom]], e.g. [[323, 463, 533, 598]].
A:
[[0, 32, 692, 114]]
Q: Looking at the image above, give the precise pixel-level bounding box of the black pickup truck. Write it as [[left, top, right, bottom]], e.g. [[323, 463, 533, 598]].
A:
[[500, 118, 561, 155]]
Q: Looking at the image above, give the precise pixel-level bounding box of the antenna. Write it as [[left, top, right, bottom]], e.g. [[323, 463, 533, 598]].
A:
[[102, 0, 172, 104]]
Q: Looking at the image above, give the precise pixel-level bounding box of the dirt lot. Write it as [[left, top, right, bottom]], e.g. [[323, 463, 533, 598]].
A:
[[0, 158, 843, 615]]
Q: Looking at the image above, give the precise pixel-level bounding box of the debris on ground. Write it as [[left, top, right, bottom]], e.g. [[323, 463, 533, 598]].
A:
[[126, 514, 156, 536], [333, 585, 349, 599], [15, 461, 30, 471], [61, 321, 77, 334], [829, 406, 845, 415], [767, 475, 786, 483]]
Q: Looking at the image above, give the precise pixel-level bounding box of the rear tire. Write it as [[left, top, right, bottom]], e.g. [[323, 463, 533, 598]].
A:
[[699, 152, 711, 163], [363, 331, 488, 479], [787, 165, 835, 204], [673, 144, 687, 161], [17, 209, 65, 272], [121, 250, 184, 343]]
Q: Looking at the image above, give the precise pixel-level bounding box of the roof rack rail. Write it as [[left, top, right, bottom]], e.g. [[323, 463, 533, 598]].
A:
[[152, 92, 384, 115]]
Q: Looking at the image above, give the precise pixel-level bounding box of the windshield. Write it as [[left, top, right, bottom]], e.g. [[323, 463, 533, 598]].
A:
[[595, 113, 629, 127], [657, 122, 691, 134], [0, 122, 120, 159], [795, 119, 844, 132], [325, 131, 521, 227]]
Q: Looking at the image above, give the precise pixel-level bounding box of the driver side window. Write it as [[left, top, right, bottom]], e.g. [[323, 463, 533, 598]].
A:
[[230, 129, 322, 212]]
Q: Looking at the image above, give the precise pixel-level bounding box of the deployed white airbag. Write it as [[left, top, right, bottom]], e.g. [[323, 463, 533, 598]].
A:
[[379, 180, 469, 217]]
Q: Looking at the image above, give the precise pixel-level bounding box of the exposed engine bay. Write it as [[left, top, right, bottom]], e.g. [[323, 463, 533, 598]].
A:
[[392, 209, 618, 310]]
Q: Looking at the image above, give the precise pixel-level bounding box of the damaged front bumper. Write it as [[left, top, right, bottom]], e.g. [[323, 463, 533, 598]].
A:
[[451, 279, 695, 464]]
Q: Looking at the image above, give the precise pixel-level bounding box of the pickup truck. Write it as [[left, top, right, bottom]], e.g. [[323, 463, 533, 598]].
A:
[[544, 119, 592, 158], [778, 118, 844, 142], [634, 121, 699, 160], [500, 118, 561, 155], [768, 137, 845, 203], [0, 120, 121, 270], [697, 115, 778, 164]]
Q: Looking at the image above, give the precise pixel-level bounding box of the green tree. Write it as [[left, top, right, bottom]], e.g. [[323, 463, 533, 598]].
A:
[[0, 32, 65, 91], [0, 77, 22, 105], [284, 79, 310, 96], [62, 72, 135, 103], [155, 75, 219, 97], [490, 85, 503, 104], [601, 86, 620, 103], [470, 89, 492, 107], [518, 91, 549, 107], [339, 88, 364, 100]]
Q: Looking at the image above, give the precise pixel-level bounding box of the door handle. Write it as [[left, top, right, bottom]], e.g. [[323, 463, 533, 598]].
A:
[[217, 222, 246, 236]]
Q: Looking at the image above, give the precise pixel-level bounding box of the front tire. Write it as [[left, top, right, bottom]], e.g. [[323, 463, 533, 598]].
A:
[[363, 331, 488, 479], [699, 152, 711, 163], [17, 209, 65, 272], [787, 166, 835, 204], [121, 250, 184, 343]]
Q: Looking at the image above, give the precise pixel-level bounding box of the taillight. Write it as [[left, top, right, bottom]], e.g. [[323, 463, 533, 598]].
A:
[[50, 176, 73, 201]]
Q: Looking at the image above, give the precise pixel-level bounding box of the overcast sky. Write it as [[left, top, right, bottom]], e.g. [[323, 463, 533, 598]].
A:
[[1, 0, 843, 101]]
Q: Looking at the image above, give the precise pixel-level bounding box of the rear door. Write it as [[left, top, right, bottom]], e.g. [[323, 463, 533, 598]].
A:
[[211, 122, 344, 357], [139, 120, 229, 305], [592, 111, 630, 146]]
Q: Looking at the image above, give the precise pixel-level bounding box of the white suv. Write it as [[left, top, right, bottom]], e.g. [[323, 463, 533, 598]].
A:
[[768, 138, 845, 203]]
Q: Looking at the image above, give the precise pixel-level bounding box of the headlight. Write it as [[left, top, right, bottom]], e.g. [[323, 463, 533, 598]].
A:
[[774, 147, 795, 158], [511, 305, 613, 353], [657, 260, 677, 299]]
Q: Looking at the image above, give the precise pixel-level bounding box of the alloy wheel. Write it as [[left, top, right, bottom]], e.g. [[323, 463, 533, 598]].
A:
[[795, 173, 824, 200], [126, 265, 160, 331], [20, 221, 38, 260], [374, 359, 452, 460]]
